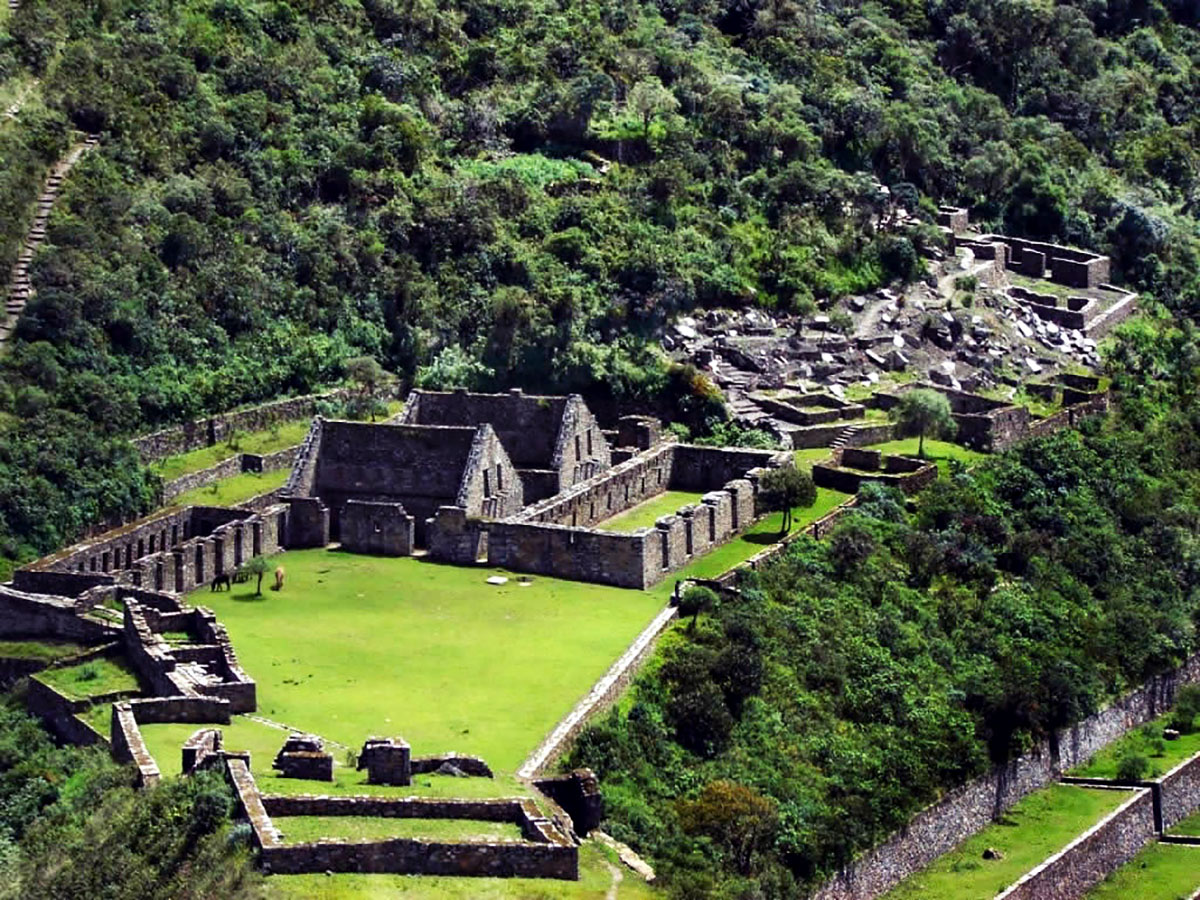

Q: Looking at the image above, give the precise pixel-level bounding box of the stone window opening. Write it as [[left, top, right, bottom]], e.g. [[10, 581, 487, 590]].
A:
[[149, 535, 156, 554], [575, 434, 582, 459], [586, 428, 593, 456], [709, 510, 716, 543], [195, 545, 205, 583], [660, 531, 669, 571], [171, 524, 179, 546], [496, 464, 503, 492], [483, 469, 492, 497], [685, 521, 693, 556], [657, 468, 662, 485], [137, 538, 145, 559], [607, 493, 613, 510]]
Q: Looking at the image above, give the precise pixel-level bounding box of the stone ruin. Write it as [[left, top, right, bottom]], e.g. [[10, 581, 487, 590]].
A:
[[280, 388, 791, 589], [273, 733, 334, 781], [357, 736, 495, 786]]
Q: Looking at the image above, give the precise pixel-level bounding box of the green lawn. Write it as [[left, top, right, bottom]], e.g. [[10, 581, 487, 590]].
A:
[[596, 491, 707, 532], [78, 702, 112, 736], [35, 657, 142, 700], [1087, 842, 1200, 899], [172, 468, 289, 508], [866, 437, 988, 476], [179, 549, 665, 773], [1169, 807, 1200, 837], [275, 816, 526, 844], [150, 419, 314, 480], [1071, 717, 1200, 780], [0, 639, 87, 662], [150, 401, 404, 480], [794, 448, 834, 471], [880, 785, 1132, 900], [269, 838, 659, 899]]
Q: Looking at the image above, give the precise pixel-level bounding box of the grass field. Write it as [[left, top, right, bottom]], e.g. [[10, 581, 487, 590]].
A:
[[0, 639, 86, 661], [1071, 717, 1200, 780], [1087, 842, 1200, 899], [36, 657, 141, 700], [880, 785, 1132, 900], [275, 816, 525, 844], [179, 549, 665, 773], [794, 448, 834, 471], [596, 491, 707, 532], [150, 420, 314, 480], [865, 438, 988, 475], [1170, 807, 1200, 837], [270, 839, 659, 899], [172, 468, 290, 508]]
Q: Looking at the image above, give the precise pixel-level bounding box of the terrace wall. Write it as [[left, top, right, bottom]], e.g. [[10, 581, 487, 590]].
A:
[[111, 702, 161, 787], [131, 388, 357, 463], [1158, 751, 1200, 832], [995, 789, 1154, 900], [0, 585, 118, 642]]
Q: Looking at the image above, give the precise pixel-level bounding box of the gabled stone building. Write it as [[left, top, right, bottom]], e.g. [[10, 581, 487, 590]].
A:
[[399, 389, 611, 501], [283, 420, 523, 548]]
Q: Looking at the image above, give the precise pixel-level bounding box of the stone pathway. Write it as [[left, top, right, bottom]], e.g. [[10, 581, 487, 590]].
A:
[[595, 830, 656, 883], [1, 134, 98, 351]]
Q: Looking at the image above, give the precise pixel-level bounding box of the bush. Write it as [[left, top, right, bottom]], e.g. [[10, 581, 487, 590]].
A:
[[1171, 685, 1200, 734], [1116, 752, 1150, 783]]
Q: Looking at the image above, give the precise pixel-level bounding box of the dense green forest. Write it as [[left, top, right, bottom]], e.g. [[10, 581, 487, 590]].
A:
[[0, 0, 1198, 569], [0, 697, 258, 898], [568, 317, 1200, 896]]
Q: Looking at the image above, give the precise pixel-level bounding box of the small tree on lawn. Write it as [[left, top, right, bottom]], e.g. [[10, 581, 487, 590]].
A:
[[759, 466, 817, 537], [242, 556, 270, 596], [891, 388, 956, 459]]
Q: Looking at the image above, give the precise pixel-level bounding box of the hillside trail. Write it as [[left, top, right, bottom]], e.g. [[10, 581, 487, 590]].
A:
[[0, 134, 98, 351]]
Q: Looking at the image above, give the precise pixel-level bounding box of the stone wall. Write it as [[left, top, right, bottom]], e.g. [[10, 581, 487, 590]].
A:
[[131, 388, 356, 463], [0, 585, 117, 642], [162, 445, 301, 505], [262, 795, 534, 822], [995, 788, 1154, 900], [810, 650, 1200, 900], [486, 523, 654, 589], [410, 754, 494, 778], [813, 453, 938, 496], [976, 234, 1111, 289], [1158, 751, 1200, 832], [111, 702, 161, 787], [25, 677, 110, 747], [341, 501, 414, 556]]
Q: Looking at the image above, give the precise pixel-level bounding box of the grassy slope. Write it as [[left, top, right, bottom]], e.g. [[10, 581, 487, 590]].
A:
[[880, 785, 1131, 900], [0, 639, 86, 661], [172, 468, 289, 508], [1086, 842, 1200, 900], [1072, 717, 1200, 780], [149, 420, 314, 480], [1169, 808, 1200, 837], [596, 491, 707, 532], [36, 657, 141, 700], [865, 438, 988, 476]]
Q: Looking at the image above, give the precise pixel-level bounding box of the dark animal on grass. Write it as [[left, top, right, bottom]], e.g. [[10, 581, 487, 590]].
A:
[[211, 574, 232, 592], [273, 566, 285, 591]]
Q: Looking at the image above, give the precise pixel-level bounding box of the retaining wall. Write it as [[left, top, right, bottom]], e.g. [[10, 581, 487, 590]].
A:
[[1158, 751, 1200, 832], [111, 702, 161, 787], [995, 788, 1155, 900], [810, 651, 1200, 900], [132, 388, 357, 463]]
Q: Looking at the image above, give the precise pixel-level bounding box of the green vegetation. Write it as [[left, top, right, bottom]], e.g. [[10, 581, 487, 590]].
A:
[[150, 420, 313, 480], [1074, 723, 1200, 781], [880, 785, 1130, 900], [0, 702, 260, 898], [597, 490, 707, 533], [171, 467, 289, 508], [890, 388, 957, 458], [275, 816, 525, 844], [1087, 842, 1200, 900], [35, 657, 141, 700], [867, 438, 988, 476], [271, 839, 658, 899], [567, 328, 1200, 894], [1169, 808, 1200, 837], [181, 549, 663, 772], [793, 448, 834, 472], [0, 639, 85, 661]]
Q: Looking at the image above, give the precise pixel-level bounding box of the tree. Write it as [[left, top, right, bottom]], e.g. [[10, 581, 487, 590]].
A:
[[794, 296, 818, 335], [678, 780, 779, 875], [677, 585, 716, 630], [627, 79, 678, 136], [240, 556, 269, 596], [345, 356, 388, 422], [759, 466, 817, 536], [891, 388, 956, 458]]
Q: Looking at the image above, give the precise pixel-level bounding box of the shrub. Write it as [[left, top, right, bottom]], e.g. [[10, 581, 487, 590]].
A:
[[1116, 752, 1150, 782], [1171, 685, 1200, 734], [76, 663, 99, 682]]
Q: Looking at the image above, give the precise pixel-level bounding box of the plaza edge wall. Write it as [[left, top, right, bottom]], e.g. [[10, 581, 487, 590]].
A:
[[809, 651, 1200, 900]]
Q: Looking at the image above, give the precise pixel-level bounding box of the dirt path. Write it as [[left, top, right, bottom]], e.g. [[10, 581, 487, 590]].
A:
[[0, 134, 98, 351], [604, 859, 624, 900]]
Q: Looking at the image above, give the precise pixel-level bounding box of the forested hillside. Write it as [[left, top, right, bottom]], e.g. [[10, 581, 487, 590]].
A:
[[0, 0, 1198, 570]]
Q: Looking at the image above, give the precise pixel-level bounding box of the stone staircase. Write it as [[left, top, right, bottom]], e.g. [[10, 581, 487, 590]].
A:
[[829, 424, 858, 450], [0, 134, 99, 350]]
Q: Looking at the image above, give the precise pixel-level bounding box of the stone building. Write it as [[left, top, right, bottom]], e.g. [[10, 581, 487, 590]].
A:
[[284, 419, 524, 547], [399, 389, 611, 501]]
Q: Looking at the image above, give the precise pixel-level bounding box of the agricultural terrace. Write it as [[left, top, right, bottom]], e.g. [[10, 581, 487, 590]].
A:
[[880, 784, 1131, 900], [171, 468, 289, 508], [596, 490, 707, 532], [1086, 842, 1200, 899]]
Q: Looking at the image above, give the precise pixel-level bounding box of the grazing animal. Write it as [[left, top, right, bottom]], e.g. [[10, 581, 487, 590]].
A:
[[273, 566, 286, 591], [211, 574, 232, 592]]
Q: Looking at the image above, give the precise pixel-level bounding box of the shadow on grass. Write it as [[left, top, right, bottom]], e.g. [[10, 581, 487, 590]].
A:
[[743, 532, 785, 546]]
